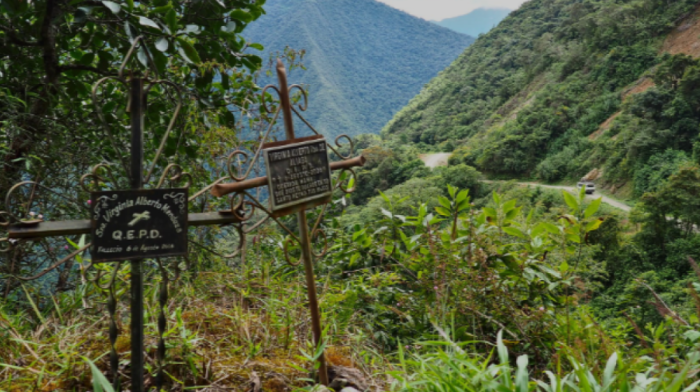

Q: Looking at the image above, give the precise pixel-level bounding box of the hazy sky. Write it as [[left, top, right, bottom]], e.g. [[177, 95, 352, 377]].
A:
[[377, 0, 529, 21]]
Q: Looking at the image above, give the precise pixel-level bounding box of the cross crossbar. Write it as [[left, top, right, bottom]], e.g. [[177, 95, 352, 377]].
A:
[[6, 212, 244, 239]]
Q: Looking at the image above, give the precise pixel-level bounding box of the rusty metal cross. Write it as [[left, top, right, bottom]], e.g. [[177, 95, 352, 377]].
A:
[[210, 59, 366, 385]]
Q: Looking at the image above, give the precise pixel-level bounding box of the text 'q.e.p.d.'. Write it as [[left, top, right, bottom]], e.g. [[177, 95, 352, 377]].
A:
[[90, 188, 188, 262]]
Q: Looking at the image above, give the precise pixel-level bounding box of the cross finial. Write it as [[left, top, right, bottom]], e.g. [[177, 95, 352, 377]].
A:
[[276, 59, 296, 141]]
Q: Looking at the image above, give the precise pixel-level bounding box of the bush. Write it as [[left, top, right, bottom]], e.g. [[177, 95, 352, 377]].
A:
[[440, 164, 482, 194]]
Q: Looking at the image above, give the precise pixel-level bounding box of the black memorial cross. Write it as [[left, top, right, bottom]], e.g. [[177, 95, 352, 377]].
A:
[[0, 39, 248, 392]]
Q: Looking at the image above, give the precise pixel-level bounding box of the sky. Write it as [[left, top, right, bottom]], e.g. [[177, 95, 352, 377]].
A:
[[377, 0, 529, 21]]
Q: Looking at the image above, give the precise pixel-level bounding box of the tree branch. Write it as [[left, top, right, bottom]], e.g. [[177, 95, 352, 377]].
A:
[[59, 64, 114, 76], [0, 25, 42, 47], [41, 0, 61, 87]]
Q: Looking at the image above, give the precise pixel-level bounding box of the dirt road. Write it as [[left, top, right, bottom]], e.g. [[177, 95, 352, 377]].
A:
[[419, 153, 452, 168], [418, 153, 631, 212], [497, 181, 632, 212]]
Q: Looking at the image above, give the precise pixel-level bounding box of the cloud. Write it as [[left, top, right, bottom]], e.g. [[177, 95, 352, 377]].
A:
[[377, 0, 528, 21]]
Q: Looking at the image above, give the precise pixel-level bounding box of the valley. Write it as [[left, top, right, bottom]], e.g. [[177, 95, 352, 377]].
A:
[[3, 0, 700, 390], [243, 0, 474, 138]]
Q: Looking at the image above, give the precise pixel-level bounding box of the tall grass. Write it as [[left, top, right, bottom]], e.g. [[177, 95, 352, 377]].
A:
[[389, 330, 700, 392]]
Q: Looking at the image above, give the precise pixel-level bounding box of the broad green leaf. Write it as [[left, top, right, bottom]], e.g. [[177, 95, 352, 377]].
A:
[[221, 71, 230, 90], [153, 4, 172, 13], [124, 21, 135, 42], [586, 218, 603, 232], [505, 206, 520, 220], [435, 206, 451, 216], [684, 330, 700, 342], [165, 8, 178, 32], [456, 199, 471, 212], [101, 1, 121, 14], [230, 9, 253, 23], [584, 197, 602, 219], [560, 261, 569, 272], [380, 208, 393, 219], [155, 37, 169, 52], [139, 16, 160, 30], [151, 49, 168, 75], [349, 253, 360, 267], [379, 190, 390, 203], [542, 222, 560, 235], [180, 24, 200, 34], [176, 38, 201, 63], [352, 229, 365, 242], [79, 52, 95, 65], [456, 189, 469, 203], [484, 207, 497, 218], [347, 175, 355, 190], [566, 233, 581, 243], [438, 196, 451, 209], [503, 227, 526, 239], [136, 46, 149, 68], [563, 191, 579, 211]]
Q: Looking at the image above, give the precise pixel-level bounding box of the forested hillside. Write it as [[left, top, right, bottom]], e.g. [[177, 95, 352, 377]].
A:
[[382, 0, 699, 197], [244, 0, 474, 138], [5, 0, 700, 391], [435, 8, 511, 37]]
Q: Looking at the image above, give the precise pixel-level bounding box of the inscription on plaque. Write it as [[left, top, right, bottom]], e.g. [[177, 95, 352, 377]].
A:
[[90, 188, 188, 262], [263, 137, 332, 212]]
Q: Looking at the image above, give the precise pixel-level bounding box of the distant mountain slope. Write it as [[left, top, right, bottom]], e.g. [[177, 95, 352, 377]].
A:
[[245, 0, 473, 139], [435, 8, 511, 37], [382, 0, 700, 197]]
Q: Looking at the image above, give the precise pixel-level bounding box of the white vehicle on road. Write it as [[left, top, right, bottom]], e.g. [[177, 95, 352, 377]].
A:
[[577, 181, 596, 195]]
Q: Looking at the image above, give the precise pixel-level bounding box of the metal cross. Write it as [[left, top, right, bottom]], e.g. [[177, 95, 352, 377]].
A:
[[210, 59, 366, 385], [0, 37, 249, 392]]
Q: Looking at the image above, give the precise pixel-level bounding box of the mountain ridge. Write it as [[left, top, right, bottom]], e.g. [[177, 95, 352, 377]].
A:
[[434, 8, 511, 37], [244, 0, 474, 139]]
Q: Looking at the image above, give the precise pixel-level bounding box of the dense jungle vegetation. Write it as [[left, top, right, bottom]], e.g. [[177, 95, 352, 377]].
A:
[[2, 0, 700, 391], [382, 0, 700, 196]]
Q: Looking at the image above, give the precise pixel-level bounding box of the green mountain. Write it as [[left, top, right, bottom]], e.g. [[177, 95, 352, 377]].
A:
[[243, 0, 473, 139], [434, 8, 511, 37], [382, 0, 700, 198]]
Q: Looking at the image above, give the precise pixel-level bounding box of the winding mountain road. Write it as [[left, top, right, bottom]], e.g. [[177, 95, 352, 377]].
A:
[[511, 182, 631, 212], [419, 153, 632, 212]]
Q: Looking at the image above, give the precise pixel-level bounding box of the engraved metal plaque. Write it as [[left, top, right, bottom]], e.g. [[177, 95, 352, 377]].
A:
[[90, 188, 188, 262], [263, 137, 332, 213]]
